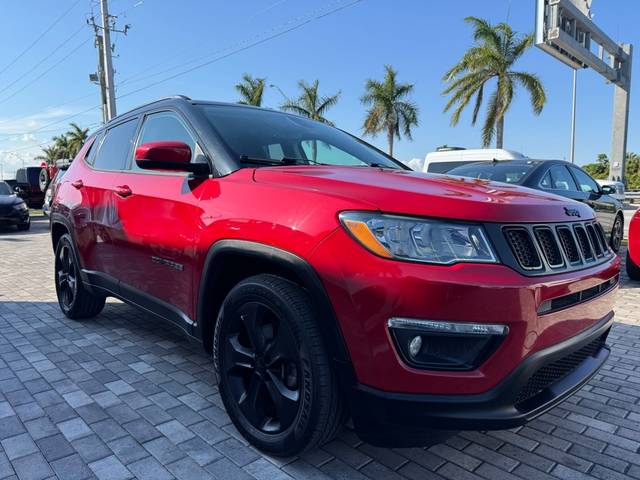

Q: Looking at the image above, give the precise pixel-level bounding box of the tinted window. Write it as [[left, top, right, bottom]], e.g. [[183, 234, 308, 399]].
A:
[[571, 167, 599, 193], [136, 111, 197, 167], [447, 162, 534, 184], [199, 105, 401, 169], [85, 132, 104, 165], [427, 161, 476, 173], [0, 182, 11, 195], [94, 119, 138, 171], [540, 171, 552, 188], [547, 166, 577, 191]]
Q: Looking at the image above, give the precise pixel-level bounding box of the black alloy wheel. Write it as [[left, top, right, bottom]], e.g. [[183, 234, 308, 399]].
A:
[[56, 242, 78, 311], [611, 215, 623, 252], [214, 274, 346, 456], [223, 301, 301, 433], [54, 234, 106, 319]]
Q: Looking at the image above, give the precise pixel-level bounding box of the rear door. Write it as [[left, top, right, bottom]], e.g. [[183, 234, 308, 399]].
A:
[[112, 110, 208, 326], [83, 118, 139, 281]]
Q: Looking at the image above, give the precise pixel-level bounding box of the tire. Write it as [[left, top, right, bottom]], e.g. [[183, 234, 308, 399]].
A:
[[627, 251, 640, 280], [610, 215, 624, 252], [39, 168, 50, 192], [16, 218, 30, 231], [54, 234, 106, 319], [213, 274, 346, 456]]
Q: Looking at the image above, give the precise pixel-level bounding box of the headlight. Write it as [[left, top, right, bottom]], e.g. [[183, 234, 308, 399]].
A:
[[16, 202, 28, 211], [339, 211, 498, 265]]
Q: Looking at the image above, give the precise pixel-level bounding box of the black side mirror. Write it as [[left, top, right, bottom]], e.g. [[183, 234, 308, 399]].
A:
[[13, 186, 21, 194], [600, 185, 615, 195]]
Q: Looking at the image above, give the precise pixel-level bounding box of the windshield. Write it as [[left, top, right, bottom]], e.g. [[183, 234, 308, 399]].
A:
[[199, 105, 403, 169], [447, 162, 535, 184], [0, 182, 12, 195]]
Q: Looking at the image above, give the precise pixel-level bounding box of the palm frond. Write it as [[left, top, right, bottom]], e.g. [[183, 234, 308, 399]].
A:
[[511, 72, 546, 114]]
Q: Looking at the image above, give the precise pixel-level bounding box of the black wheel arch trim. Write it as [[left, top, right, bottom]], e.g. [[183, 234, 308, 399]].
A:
[[196, 239, 357, 387]]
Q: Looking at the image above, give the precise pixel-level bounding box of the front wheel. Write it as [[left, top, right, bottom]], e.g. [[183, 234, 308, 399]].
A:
[[610, 215, 623, 252], [55, 234, 106, 319], [213, 274, 345, 457], [627, 251, 640, 280]]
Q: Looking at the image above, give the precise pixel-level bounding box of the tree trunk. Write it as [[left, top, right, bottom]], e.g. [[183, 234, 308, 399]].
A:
[[387, 127, 394, 157], [495, 115, 504, 149]]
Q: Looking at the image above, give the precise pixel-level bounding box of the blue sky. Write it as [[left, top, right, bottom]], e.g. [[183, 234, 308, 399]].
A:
[[0, 0, 638, 178]]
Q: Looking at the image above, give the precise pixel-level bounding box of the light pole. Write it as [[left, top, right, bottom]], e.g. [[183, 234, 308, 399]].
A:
[[569, 68, 577, 164]]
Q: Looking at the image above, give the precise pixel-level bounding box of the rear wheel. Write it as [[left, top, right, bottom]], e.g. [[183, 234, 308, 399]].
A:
[[55, 234, 105, 319], [610, 215, 623, 252], [213, 274, 345, 456], [627, 251, 640, 280]]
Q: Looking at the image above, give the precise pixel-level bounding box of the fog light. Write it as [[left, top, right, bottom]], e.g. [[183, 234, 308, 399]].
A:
[[388, 317, 508, 371], [408, 336, 422, 358]]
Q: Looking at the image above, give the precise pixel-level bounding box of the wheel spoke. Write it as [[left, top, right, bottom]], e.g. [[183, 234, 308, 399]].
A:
[[265, 370, 299, 427], [265, 324, 297, 365], [240, 303, 269, 354], [238, 373, 263, 426], [225, 335, 255, 372]]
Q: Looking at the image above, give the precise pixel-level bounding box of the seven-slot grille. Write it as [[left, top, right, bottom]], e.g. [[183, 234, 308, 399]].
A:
[[503, 220, 611, 274]]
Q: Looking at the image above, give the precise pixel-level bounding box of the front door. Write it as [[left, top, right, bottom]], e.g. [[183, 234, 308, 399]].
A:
[[112, 110, 208, 326]]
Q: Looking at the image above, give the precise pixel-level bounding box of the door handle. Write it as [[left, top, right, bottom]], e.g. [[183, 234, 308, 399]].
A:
[[71, 179, 83, 189], [114, 185, 133, 198]]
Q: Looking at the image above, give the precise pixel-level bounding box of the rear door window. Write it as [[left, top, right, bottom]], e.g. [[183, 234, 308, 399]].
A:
[[93, 119, 138, 171], [547, 166, 578, 191]]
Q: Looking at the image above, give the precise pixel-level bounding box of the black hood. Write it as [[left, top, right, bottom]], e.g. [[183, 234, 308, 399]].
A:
[[0, 194, 21, 206]]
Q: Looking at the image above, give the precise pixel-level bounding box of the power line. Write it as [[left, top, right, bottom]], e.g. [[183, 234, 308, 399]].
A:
[[0, 0, 83, 77], [117, 0, 363, 101], [0, 25, 87, 96], [0, 38, 92, 107]]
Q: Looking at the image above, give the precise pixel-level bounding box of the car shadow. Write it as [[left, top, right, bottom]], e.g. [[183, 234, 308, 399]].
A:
[[0, 214, 49, 238]]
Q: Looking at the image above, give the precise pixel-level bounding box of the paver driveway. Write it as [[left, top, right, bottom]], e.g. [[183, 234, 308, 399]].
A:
[[0, 215, 639, 480]]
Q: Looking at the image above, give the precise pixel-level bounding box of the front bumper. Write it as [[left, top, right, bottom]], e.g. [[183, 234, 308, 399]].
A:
[[0, 208, 29, 225], [348, 312, 612, 447]]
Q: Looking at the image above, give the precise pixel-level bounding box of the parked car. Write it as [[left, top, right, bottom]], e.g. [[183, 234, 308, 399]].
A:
[[627, 209, 640, 280], [15, 166, 46, 208], [0, 181, 30, 230], [43, 160, 71, 217], [447, 159, 625, 251], [422, 147, 527, 174], [51, 96, 619, 456]]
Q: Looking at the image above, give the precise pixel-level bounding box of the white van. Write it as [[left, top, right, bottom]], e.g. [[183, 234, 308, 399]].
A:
[[422, 148, 528, 174]]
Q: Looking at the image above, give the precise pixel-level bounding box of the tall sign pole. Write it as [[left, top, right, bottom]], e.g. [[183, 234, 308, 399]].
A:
[[609, 43, 633, 182], [535, 0, 632, 183], [569, 68, 577, 163], [100, 0, 117, 121]]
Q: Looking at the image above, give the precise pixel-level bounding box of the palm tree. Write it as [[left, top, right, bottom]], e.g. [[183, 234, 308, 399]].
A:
[[66, 123, 89, 157], [361, 65, 419, 157], [52, 134, 71, 159], [281, 80, 341, 160], [235, 74, 266, 106], [443, 17, 546, 148], [35, 146, 60, 165]]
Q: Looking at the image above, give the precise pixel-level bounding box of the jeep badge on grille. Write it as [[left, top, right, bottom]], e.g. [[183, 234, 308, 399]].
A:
[[564, 207, 581, 218]]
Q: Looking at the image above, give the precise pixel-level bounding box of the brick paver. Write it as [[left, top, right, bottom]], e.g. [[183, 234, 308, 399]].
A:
[[0, 215, 639, 479]]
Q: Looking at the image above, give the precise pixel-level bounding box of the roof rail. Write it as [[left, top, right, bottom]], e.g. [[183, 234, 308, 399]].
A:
[[107, 95, 192, 124]]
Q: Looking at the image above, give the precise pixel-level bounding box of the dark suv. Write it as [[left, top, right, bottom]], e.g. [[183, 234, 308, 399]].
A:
[[51, 96, 619, 456], [15, 166, 46, 208]]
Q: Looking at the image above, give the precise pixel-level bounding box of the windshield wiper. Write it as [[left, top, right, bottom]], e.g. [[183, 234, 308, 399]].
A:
[[239, 155, 327, 166]]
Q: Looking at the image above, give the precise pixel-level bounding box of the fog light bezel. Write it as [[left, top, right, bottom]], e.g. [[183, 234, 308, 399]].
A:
[[387, 317, 509, 371]]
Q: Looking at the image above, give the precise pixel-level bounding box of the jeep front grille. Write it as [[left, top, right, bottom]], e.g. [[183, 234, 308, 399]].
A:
[[500, 220, 612, 275]]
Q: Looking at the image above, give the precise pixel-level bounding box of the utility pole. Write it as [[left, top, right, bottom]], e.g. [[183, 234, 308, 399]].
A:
[[88, 1, 129, 123], [100, 0, 117, 121]]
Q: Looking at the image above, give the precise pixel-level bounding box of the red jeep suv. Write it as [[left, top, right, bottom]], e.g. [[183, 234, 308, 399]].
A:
[[51, 96, 619, 456]]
